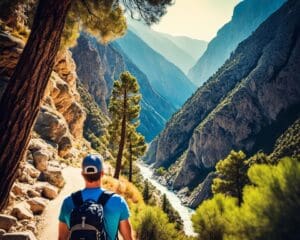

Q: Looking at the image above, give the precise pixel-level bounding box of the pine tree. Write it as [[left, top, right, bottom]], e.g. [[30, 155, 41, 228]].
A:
[[162, 193, 168, 213], [126, 127, 146, 182], [212, 150, 249, 206], [143, 180, 151, 204], [0, 0, 172, 211], [108, 71, 141, 179]]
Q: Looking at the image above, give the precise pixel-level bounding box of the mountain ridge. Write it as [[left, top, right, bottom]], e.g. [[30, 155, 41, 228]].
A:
[[188, 0, 286, 86]]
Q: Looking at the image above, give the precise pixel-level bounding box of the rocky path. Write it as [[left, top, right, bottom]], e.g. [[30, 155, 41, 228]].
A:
[[38, 167, 84, 239]]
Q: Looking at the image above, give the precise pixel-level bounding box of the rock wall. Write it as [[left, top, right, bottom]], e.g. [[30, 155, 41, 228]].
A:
[[0, 29, 89, 238], [0, 30, 86, 159]]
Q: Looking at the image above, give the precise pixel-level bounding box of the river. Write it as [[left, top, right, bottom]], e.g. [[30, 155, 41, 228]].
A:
[[137, 162, 196, 236]]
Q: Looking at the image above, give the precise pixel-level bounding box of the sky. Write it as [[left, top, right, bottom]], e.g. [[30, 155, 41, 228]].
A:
[[152, 0, 241, 41]]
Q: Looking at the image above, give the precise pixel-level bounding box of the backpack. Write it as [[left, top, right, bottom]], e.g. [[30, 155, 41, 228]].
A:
[[69, 190, 114, 240]]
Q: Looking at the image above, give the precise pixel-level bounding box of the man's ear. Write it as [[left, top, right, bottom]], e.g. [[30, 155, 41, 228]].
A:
[[101, 171, 104, 177]]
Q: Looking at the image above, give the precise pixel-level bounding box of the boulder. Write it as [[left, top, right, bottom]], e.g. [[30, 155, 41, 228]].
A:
[[11, 202, 34, 220], [25, 164, 40, 179], [40, 166, 65, 188], [12, 183, 27, 197], [34, 106, 67, 144], [2, 231, 37, 240], [41, 184, 58, 200], [58, 135, 72, 158], [26, 197, 47, 215], [187, 172, 217, 209], [27, 189, 40, 198], [33, 150, 49, 171], [0, 214, 17, 231]]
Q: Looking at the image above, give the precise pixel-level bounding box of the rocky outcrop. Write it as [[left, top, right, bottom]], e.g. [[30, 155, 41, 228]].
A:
[[0, 30, 89, 238], [72, 33, 176, 141], [185, 172, 216, 209], [188, 0, 286, 86], [148, 0, 300, 195], [71, 34, 113, 114], [0, 30, 86, 159]]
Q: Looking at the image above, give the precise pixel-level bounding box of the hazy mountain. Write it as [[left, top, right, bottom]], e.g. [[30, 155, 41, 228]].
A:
[[128, 19, 198, 74], [188, 0, 286, 86], [146, 0, 300, 196], [116, 30, 196, 108], [160, 33, 207, 62]]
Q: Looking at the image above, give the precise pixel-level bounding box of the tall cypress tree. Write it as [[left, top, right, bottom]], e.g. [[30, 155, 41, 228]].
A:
[[108, 71, 141, 179]]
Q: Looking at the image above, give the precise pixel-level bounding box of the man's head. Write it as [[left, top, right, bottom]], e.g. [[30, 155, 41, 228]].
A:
[[82, 154, 104, 183]]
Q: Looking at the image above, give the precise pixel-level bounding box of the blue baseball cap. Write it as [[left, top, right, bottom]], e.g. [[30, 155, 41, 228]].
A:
[[82, 154, 103, 174]]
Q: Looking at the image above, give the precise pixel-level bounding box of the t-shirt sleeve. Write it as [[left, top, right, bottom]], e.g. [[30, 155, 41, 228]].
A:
[[59, 198, 71, 226], [119, 197, 130, 221]]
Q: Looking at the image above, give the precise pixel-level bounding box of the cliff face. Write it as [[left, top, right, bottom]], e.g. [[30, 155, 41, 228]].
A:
[[188, 0, 286, 86], [0, 31, 86, 159], [72, 33, 176, 141], [147, 0, 300, 191]]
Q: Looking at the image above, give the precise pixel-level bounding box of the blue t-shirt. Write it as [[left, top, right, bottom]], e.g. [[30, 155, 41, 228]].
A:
[[59, 188, 130, 240]]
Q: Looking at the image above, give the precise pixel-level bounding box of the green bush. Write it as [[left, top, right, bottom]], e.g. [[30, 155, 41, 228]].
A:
[[133, 206, 188, 240], [192, 157, 300, 240], [155, 167, 166, 176], [192, 194, 238, 240]]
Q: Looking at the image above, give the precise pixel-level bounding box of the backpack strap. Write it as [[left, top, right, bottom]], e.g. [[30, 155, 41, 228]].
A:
[[97, 191, 114, 206], [71, 190, 84, 207]]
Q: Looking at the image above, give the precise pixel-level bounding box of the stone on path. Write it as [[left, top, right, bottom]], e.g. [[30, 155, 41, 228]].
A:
[[41, 184, 58, 200], [33, 150, 49, 171], [11, 202, 34, 220], [0, 214, 17, 231], [2, 231, 37, 240], [40, 166, 65, 188], [26, 197, 47, 215]]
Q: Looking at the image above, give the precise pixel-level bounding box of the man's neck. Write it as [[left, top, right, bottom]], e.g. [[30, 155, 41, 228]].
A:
[[85, 181, 101, 189]]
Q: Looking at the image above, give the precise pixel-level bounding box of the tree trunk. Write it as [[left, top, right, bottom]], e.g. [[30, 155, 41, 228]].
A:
[[0, 0, 72, 211], [114, 89, 127, 179], [129, 139, 133, 182]]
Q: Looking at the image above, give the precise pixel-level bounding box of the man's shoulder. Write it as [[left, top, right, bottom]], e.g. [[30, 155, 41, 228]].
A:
[[106, 192, 127, 206]]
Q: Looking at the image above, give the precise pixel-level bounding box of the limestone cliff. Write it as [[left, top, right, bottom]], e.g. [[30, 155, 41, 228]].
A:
[[147, 0, 300, 193], [72, 33, 176, 141]]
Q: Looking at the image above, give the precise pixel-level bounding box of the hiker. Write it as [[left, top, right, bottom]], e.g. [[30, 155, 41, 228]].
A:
[[58, 154, 133, 240]]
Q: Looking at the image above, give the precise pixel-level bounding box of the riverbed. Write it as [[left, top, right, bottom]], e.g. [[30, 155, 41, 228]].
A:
[[137, 162, 196, 236]]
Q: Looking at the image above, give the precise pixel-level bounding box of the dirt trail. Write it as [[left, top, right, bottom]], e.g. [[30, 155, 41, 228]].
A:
[[38, 167, 84, 239]]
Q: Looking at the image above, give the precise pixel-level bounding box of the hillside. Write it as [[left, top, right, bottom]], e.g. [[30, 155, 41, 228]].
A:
[[146, 0, 300, 192], [72, 33, 176, 141], [115, 30, 196, 108], [188, 0, 286, 86]]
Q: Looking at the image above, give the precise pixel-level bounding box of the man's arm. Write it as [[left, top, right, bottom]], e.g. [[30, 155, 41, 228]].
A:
[[119, 219, 134, 240], [58, 221, 69, 240]]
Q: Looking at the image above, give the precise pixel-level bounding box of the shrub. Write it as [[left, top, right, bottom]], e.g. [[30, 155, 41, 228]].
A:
[[132, 206, 185, 240]]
